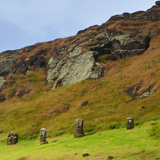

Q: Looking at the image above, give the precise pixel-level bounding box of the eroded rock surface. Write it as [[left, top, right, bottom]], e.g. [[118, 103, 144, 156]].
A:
[[47, 49, 104, 88]]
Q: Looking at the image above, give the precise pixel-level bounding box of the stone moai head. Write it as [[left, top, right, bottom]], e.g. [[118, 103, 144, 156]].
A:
[[74, 119, 85, 138], [40, 128, 48, 145], [127, 117, 134, 130], [40, 128, 47, 138], [7, 133, 18, 145]]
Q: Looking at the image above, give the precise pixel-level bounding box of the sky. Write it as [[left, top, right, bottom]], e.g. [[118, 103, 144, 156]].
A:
[[0, 0, 155, 53]]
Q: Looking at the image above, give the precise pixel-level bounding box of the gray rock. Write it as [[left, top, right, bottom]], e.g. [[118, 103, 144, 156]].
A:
[[68, 47, 83, 59], [67, 43, 78, 53], [47, 51, 104, 88], [40, 128, 48, 145], [139, 90, 155, 98], [0, 53, 19, 76]]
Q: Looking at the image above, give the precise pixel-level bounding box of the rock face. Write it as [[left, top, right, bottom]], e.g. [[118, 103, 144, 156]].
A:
[[74, 119, 85, 138], [7, 133, 18, 145], [47, 49, 104, 88], [0, 3, 159, 91], [0, 51, 19, 76], [40, 128, 48, 145]]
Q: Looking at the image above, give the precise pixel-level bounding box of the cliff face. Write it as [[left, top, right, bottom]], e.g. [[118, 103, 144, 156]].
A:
[[0, 2, 160, 95]]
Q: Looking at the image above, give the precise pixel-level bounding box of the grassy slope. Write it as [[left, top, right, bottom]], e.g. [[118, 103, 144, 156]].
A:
[[0, 119, 160, 160], [0, 33, 160, 159]]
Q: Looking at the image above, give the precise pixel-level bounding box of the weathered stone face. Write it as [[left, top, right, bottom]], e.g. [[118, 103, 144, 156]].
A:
[[74, 119, 85, 138], [40, 128, 48, 145], [7, 133, 18, 145], [127, 117, 134, 130], [47, 51, 104, 88]]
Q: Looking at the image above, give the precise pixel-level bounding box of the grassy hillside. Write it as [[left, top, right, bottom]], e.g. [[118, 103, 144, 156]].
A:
[[0, 34, 160, 140], [0, 119, 160, 160]]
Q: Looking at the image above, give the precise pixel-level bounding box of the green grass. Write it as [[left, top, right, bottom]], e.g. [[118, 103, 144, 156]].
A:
[[0, 119, 160, 160]]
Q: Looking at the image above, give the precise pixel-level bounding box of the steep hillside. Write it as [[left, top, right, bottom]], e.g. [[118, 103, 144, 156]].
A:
[[0, 2, 160, 139]]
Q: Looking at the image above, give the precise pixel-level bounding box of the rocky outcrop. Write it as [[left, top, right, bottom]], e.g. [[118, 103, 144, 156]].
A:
[[47, 48, 104, 88], [108, 3, 160, 22], [90, 32, 150, 60], [0, 3, 159, 90], [0, 51, 19, 76], [124, 83, 155, 101]]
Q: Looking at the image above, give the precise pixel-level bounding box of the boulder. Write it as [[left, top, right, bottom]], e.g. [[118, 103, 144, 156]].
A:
[[47, 51, 104, 88], [82, 153, 90, 157], [80, 100, 88, 108]]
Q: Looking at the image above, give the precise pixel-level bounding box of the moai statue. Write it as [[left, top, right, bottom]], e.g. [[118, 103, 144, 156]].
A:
[[7, 133, 18, 145], [40, 128, 48, 145], [74, 119, 85, 138], [127, 117, 134, 130]]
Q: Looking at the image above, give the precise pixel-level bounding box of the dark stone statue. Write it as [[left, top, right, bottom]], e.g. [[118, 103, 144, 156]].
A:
[[40, 128, 48, 145], [7, 133, 18, 145], [127, 117, 134, 130], [74, 119, 85, 138]]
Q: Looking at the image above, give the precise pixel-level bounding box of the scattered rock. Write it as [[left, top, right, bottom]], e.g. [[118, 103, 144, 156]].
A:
[[40, 128, 48, 145], [107, 156, 114, 159], [7, 133, 18, 145], [82, 153, 90, 157], [140, 106, 147, 110], [124, 83, 155, 100], [74, 119, 85, 138], [139, 90, 155, 99], [80, 100, 88, 108]]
